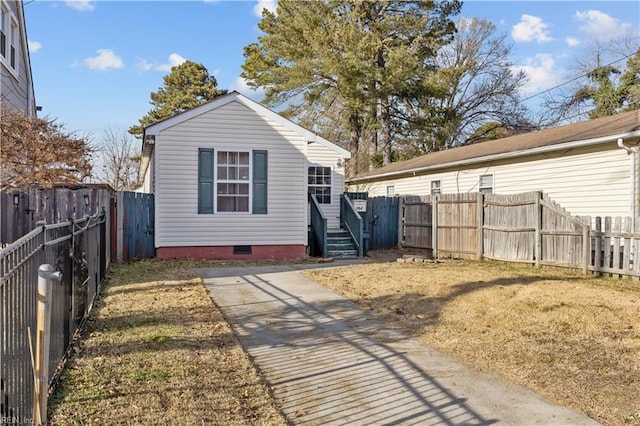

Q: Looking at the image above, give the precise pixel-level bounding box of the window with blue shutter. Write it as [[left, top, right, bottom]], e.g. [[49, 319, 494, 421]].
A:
[[198, 148, 214, 214], [252, 150, 268, 214], [198, 148, 267, 214]]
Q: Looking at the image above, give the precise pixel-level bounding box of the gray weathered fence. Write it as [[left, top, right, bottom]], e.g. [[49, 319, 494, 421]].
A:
[[399, 191, 640, 278], [1, 185, 116, 264], [0, 210, 107, 422]]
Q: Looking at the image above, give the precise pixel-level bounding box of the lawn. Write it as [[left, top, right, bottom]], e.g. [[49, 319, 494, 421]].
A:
[[304, 257, 640, 426], [48, 259, 286, 425]]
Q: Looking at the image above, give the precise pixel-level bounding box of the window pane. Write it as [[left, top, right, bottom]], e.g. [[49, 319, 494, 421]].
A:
[[217, 151, 227, 164], [217, 183, 228, 195], [239, 166, 249, 180], [239, 184, 249, 195], [227, 166, 238, 180], [229, 152, 238, 165], [479, 174, 493, 187], [239, 152, 249, 165], [217, 196, 233, 212], [237, 196, 249, 212], [217, 167, 227, 180]]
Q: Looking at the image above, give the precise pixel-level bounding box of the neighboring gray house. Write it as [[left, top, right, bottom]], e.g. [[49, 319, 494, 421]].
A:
[[138, 91, 351, 260], [0, 0, 36, 115], [348, 110, 640, 219]]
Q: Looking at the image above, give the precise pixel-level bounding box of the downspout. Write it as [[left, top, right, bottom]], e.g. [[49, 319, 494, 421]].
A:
[[617, 138, 637, 230]]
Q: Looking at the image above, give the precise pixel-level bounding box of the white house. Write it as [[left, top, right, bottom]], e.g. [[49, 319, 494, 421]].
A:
[[0, 0, 36, 115], [138, 91, 350, 260], [348, 110, 640, 219]]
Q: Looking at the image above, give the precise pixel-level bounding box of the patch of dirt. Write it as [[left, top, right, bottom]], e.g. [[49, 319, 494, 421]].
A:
[[304, 256, 640, 426], [49, 259, 286, 425]]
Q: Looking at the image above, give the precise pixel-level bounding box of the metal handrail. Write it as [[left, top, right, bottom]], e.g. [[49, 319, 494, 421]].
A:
[[309, 193, 328, 257], [341, 194, 363, 257]]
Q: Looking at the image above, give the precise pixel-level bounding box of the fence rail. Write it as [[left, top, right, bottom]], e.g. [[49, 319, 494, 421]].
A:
[[398, 191, 640, 278], [0, 210, 107, 422]]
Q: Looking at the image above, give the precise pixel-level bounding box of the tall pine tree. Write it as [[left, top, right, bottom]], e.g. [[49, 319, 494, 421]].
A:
[[129, 61, 227, 137]]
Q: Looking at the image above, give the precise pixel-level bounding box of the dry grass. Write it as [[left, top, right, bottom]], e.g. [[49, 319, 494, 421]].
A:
[[305, 257, 640, 426], [49, 259, 286, 425]]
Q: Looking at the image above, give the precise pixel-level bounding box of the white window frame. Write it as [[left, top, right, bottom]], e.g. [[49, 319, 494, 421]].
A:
[[386, 185, 395, 197], [479, 174, 494, 194], [308, 165, 332, 204], [0, 2, 19, 77], [0, 3, 7, 61], [430, 180, 441, 195], [215, 150, 252, 213]]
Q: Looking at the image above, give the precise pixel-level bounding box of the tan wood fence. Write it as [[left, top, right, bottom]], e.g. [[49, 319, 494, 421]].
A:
[[400, 191, 640, 277]]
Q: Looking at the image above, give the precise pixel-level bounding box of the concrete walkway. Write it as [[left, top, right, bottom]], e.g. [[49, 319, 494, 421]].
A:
[[198, 263, 600, 426]]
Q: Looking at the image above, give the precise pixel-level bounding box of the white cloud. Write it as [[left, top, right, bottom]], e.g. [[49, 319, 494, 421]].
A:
[[230, 76, 265, 101], [83, 49, 124, 71], [65, 0, 95, 11], [575, 10, 633, 41], [157, 53, 187, 71], [135, 53, 187, 72], [512, 54, 567, 96], [565, 36, 580, 47], [511, 14, 553, 43], [253, 0, 276, 18], [28, 40, 42, 53]]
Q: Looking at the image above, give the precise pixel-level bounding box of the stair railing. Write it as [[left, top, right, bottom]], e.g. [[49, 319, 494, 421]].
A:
[[309, 193, 328, 257], [340, 194, 364, 257]]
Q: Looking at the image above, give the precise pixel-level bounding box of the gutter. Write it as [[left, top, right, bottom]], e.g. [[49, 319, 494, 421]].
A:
[[348, 130, 640, 184], [617, 138, 638, 228]]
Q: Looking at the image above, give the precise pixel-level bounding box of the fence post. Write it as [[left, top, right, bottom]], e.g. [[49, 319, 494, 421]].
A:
[[34, 264, 62, 425], [535, 191, 542, 268], [397, 197, 404, 250], [582, 222, 590, 275], [477, 192, 484, 260], [432, 195, 438, 259]]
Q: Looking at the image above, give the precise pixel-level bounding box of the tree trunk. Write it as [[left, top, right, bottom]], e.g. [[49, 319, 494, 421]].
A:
[[381, 95, 392, 166], [348, 110, 361, 177]]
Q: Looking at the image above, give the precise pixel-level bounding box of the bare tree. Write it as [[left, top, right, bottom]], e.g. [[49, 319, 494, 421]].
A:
[[0, 102, 92, 190], [542, 35, 640, 125], [96, 128, 140, 191]]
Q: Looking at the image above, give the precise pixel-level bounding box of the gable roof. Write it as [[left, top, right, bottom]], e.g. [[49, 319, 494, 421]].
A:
[[349, 109, 640, 183], [143, 91, 350, 158]]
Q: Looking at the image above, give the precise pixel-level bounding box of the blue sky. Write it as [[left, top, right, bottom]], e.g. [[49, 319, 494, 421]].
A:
[[24, 0, 640, 142]]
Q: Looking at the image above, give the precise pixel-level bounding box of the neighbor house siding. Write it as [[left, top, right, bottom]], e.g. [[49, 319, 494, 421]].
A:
[[154, 100, 308, 247], [0, 0, 34, 115], [354, 144, 633, 218], [306, 142, 346, 228]]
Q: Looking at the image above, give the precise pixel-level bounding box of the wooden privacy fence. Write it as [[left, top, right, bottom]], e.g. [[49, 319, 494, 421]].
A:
[[400, 191, 640, 277], [0, 185, 115, 246]]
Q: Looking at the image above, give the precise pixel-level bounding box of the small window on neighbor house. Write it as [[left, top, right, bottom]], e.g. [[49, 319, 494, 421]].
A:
[[479, 174, 494, 194], [386, 185, 394, 197], [9, 17, 15, 69], [0, 5, 7, 59], [430, 180, 441, 195], [308, 166, 331, 204]]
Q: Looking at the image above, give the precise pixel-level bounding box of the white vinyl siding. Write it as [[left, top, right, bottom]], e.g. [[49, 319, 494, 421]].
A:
[[352, 144, 633, 218], [154, 101, 307, 247], [306, 142, 346, 229]]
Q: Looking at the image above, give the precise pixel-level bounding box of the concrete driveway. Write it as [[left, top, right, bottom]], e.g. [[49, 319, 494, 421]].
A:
[[198, 263, 600, 426]]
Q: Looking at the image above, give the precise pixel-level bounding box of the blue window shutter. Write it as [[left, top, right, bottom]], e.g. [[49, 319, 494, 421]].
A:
[[198, 148, 214, 214], [253, 150, 268, 214]]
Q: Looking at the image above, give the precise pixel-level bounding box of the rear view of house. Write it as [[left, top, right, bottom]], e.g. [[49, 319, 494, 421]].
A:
[[138, 91, 351, 260]]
